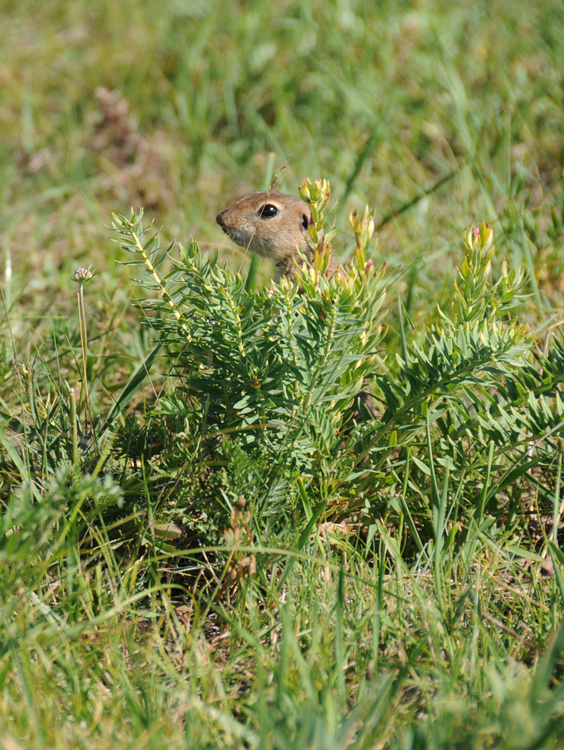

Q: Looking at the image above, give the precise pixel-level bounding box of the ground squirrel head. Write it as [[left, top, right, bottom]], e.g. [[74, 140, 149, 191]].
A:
[[216, 191, 317, 279]]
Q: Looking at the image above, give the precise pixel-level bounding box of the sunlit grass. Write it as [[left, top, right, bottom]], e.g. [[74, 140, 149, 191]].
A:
[[1, 0, 564, 746]]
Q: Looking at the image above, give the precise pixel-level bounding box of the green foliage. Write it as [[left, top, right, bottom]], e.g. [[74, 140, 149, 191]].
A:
[[113, 187, 564, 565], [1, 0, 564, 745], [113, 196, 386, 479], [3, 176, 564, 748]]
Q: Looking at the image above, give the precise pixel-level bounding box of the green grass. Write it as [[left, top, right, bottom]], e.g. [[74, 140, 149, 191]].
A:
[[1, 0, 564, 747]]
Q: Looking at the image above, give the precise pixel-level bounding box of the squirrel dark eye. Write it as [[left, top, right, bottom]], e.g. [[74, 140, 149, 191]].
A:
[[301, 213, 310, 231], [258, 204, 279, 218]]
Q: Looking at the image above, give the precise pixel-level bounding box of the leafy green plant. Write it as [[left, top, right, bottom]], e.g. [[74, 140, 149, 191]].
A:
[[114, 183, 564, 560], [113, 181, 387, 530]]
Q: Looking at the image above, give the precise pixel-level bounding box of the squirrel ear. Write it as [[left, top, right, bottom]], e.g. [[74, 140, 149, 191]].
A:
[[301, 212, 312, 231]]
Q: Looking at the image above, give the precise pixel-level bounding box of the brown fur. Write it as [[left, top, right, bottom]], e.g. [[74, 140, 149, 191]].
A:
[[216, 191, 336, 280]]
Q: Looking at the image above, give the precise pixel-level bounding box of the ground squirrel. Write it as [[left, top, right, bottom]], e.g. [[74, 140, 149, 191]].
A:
[[216, 191, 337, 280]]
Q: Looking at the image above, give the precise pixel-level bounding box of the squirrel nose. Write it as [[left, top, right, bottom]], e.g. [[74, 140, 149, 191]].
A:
[[216, 211, 225, 227]]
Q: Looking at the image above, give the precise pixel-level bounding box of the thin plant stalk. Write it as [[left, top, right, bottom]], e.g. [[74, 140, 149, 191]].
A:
[[73, 267, 98, 452]]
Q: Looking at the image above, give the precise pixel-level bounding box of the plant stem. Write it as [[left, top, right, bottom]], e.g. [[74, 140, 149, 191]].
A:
[[77, 281, 97, 452]]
